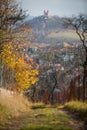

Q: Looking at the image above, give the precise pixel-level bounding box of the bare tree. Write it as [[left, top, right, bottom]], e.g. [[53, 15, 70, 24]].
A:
[[64, 14, 87, 101], [0, 0, 25, 51]]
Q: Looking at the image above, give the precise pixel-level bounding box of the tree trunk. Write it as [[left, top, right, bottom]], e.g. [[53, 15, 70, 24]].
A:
[[82, 48, 87, 101], [50, 86, 55, 104], [82, 65, 87, 102], [31, 86, 36, 103], [0, 62, 5, 87], [69, 79, 76, 101]]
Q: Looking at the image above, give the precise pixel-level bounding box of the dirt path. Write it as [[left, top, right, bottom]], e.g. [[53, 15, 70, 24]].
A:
[[59, 109, 84, 130], [0, 108, 84, 130]]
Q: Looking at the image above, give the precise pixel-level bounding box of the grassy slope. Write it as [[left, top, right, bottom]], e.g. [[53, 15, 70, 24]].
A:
[[0, 104, 11, 127], [20, 103, 83, 130], [0, 92, 85, 130], [21, 108, 72, 130], [64, 101, 87, 121], [45, 30, 80, 43], [0, 88, 30, 128]]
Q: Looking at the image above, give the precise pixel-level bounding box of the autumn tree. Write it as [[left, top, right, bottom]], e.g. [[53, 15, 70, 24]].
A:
[[1, 39, 39, 91], [64, 14, 87, 101], [0, 0, 39, 91], [0, 0, 25, 88]]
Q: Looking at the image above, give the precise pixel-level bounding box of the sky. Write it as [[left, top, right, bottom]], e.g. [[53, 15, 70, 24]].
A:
[[20, 0, 87, 17]]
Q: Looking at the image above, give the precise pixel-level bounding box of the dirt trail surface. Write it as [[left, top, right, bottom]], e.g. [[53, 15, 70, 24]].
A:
[[0, 108, 84, 130]]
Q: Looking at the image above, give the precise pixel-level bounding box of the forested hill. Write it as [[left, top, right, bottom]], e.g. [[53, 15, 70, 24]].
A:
[[24, 15, 79, 43], [25, 15, 64, 31]]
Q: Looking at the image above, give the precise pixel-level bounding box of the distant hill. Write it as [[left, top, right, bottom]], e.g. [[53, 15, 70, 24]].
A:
[[25, 15, 64, 29], [24, 15, 34, 22], [25, 15, 80, 44]]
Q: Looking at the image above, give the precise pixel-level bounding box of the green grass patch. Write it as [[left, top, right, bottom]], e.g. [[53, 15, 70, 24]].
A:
[[21, 124, 72, 130], [31, 102, 46, 109], [64, 101, 87, 121], [20, 107, 73, 130]]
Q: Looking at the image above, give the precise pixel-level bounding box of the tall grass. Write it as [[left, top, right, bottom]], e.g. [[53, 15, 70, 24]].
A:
[[0, 88, 31, 126], [64, 101, 87, 121]]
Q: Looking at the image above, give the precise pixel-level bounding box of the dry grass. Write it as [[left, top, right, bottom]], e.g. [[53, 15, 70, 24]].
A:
[[47, 30, 79, 40], [0, 88, 31, 126], [0, 89, 30, 114]]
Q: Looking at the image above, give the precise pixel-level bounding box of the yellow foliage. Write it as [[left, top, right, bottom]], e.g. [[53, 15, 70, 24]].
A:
[[15, 68, 38, 90], [1, 44, 17, 69], [1, 44, 39, 91]]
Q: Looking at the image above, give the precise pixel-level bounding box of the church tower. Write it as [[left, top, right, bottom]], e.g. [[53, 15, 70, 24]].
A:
[[44, 10, 49, 18]]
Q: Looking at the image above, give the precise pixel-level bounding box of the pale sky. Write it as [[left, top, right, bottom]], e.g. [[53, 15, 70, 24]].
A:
[[20, 0, 87, 17]]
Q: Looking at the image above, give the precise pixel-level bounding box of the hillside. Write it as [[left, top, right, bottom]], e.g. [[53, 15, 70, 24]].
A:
[[25, 15, 80, 44], [0, 88, 30, 128], [0, 100, 84, 130], [25, 15, 63, 31]]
